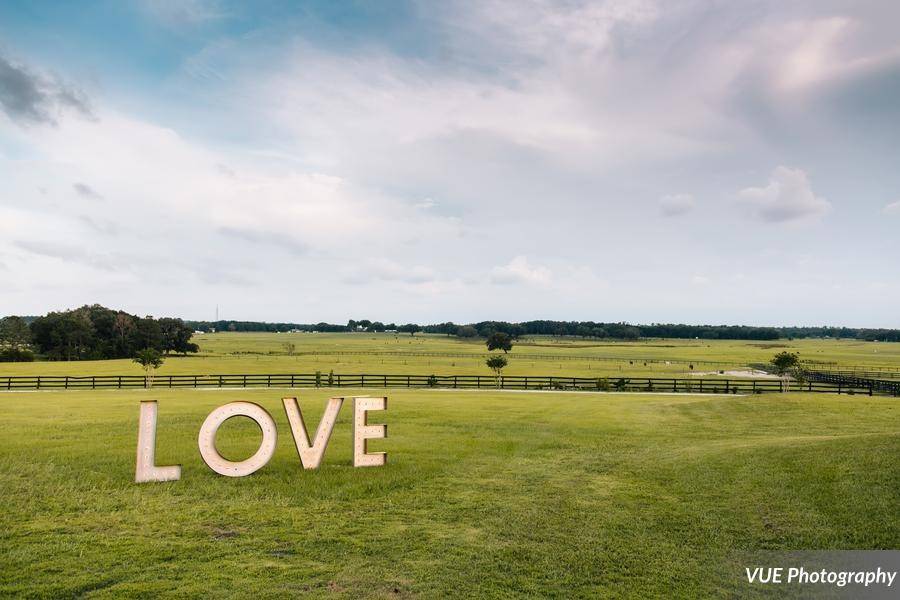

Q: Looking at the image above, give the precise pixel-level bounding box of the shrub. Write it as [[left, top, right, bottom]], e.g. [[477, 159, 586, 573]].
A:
[[0, 348, 35, 362]]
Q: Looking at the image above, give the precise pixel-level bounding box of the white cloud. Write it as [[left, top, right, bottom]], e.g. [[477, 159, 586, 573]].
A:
[[414, 198, 437, 210], [738, 166, 831, 223], [659, 193, 695, 217], [883, 200, 900, 215], [491, 256, 552, 286]]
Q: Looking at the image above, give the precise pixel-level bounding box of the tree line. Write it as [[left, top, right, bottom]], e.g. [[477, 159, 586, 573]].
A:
[[184, 318, 900, 342], [0, 305, 198, 361]]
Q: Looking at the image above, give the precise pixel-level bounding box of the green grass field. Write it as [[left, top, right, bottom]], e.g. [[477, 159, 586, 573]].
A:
[[2, 387, 898, 598], [2, 333, 898, 378]]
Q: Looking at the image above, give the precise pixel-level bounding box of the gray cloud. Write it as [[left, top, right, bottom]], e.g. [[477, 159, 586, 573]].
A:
[[13, 240, 117, 271], [78, 215, 118, 235], [0, 54, 92, 125], [73, 182, 103, 200], [341, 258, 436, 285], [659, 194, 695, 217], [218, 227, 308, 256]]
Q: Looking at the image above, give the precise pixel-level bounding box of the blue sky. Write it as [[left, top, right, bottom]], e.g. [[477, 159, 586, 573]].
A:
[[1, 0, 899, 326]]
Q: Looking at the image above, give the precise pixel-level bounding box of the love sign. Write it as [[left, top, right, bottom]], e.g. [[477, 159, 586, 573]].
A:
[[135, 396, 387, 483]]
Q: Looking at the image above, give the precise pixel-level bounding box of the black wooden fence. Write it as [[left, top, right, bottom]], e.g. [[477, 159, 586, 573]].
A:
[[803, 370, 900, 397], [0, 373, 887, 395]]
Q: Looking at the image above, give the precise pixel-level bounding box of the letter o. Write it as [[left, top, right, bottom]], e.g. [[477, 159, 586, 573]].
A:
[[198, 402, 277, 477]]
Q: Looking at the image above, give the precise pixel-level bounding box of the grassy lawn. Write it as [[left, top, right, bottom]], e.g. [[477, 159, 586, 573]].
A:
[[1, 388, 897, 598], [1, 333, 898, 378]]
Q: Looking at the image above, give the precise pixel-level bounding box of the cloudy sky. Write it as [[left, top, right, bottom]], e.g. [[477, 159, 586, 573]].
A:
[[1, 0, 898, 327]]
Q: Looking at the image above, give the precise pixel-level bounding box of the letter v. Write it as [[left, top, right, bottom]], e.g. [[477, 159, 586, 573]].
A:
[[282, 397, 343, 469]]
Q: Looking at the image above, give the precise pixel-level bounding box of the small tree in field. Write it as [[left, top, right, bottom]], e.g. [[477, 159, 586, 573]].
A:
[[771, 351, 800, 375], [283, 341, 296, 356], [486, 332, 513, 353], [134, 348, 164, 389], [486, 355, 508, 387], [398, 323, 421, 336]]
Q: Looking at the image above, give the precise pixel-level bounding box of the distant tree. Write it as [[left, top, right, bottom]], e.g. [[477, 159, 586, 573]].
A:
[[771, 351, 800, 375], [485, 355, 508, 382], [369, 321, 386, 332], [424, 321, 457, 335], [283, 341, 296, 356], [158, 317, 199, 355], [131, 317, 164, 353], [133, 348, 164, 388], [486, 332, 513, 353], [0, 316, 32, 350], [113, 312, 136, 355], [398, 323, 421, 336], [30, 309, 96, 360], [456, 325, 478, 338]]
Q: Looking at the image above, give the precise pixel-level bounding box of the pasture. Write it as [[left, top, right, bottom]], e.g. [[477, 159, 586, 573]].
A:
[[1, 388, 898, 598], [2, 333, 898, 597], [1, 332, 898, 378]]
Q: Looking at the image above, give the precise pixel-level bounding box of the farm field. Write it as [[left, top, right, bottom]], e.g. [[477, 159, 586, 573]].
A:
[[1, 388, 897, 598], [1, 332, 898, 378]]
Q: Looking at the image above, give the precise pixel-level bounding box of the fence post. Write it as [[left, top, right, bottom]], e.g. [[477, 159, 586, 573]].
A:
[[92, 376, 95, 390], [37, 376, 41, 390], [869, 383, 873, 396], [65, 376, 69, 390]]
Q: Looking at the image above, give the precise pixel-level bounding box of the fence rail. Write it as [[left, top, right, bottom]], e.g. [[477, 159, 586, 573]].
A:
[[803, 370, 900, 396], [0, 373, 889, 395]]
